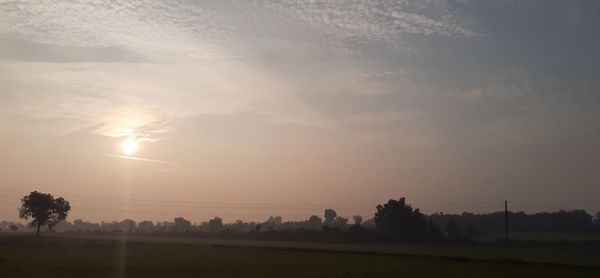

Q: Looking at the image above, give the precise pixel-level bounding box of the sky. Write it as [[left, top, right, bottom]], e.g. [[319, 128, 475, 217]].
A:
[[1, 0, 599, 223]]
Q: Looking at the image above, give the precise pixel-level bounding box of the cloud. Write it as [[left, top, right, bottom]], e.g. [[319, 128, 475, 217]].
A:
[[346, 110, 423, 125], [104, 153, 175, 165], [0, 34, 145, 63], [1, 0, 598, 149], [0, 0, 233, 61], [90, 109, 169, 142], [0, 59, 331, 141], [0, 0, 477, 61], [265, 0, 478, 43]]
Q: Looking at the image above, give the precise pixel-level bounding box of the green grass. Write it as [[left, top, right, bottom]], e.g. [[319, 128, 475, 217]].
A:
[[0, 234, 599, 277]]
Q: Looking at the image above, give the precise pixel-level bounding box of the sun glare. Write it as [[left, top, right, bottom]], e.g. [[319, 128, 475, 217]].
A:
[[122, 138, 138, 156]]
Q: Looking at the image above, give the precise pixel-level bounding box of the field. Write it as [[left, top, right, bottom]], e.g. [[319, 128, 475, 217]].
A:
[[1, 235, 599, 278], [475, 232, 600, 242]]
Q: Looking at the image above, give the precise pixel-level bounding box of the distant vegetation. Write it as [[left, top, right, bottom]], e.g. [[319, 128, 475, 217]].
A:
[[430, 210, 599, 236], [3, 192, 600, 244]]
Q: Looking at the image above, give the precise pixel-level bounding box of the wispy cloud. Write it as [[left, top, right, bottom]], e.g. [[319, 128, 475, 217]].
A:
[[0, 0, 598, 147], [1, 0, 600, 218], [105, 153, 176, 165], [0, 0, 477, 59], [265, 0, 478, 48]]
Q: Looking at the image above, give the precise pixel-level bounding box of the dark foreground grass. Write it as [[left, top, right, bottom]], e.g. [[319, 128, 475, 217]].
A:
[[1, 235, 599, 278]]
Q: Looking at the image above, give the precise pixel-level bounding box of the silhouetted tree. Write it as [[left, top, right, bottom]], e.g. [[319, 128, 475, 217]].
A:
[[307, 215, 323, 229], [353, 215, 363, 225], [334, 216, 348, 228], [69, 219, 100, 232], [430, 209, 595, 234], [47, 197, 71, 231], [266, 216, 282, 225], [374, 198, 427, 241], [264, 216, 282, 230], [9, 224, 18, 232], [362, 217, 376, 229], [324, 209, 337, 225], [226, 220, 256, 233], [18, 191, 71, 236], [173, 217, 192, 232], [138, 221, 155, 233], [209, 217, 223, 233], [121, 219, 136, 234]]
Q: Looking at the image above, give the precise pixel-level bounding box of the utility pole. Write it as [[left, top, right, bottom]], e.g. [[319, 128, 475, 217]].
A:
[[505, 200, 509, 260]]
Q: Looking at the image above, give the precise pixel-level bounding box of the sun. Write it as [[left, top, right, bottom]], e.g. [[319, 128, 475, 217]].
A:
[[122, 138, 138, 156]]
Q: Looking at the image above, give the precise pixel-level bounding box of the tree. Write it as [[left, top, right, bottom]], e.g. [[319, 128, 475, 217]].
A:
[[324, 209, 337, 225], [48, 197, 71, 231], [113, 219, 136, 234], [9, 224, 18, 232], [353, 215, 363, 225], [374, 198, 427, 241], [266, 216, 282, 225], [138, 221, 156, 233], [264, 216, 282, 230], [173, 217, 192, 232], [209, 217, 223, 233], [307, 215, 323, 229], [334, 216, 348, 228], [19, 191, 71, 236]]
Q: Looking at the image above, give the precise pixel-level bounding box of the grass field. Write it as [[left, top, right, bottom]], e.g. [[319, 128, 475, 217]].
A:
[[1, 234, 599, 278], [476, 232, 600, 242]]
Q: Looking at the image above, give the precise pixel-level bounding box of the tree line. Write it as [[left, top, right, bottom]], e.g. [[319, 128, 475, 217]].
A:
[[4, 191, 600, 244]]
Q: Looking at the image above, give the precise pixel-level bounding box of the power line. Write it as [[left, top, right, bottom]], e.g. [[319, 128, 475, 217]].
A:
[[69, 206, 311, 217], [4, 188, 587, 215], [0, 189, 378, 208], [0, 189, 505, 208]]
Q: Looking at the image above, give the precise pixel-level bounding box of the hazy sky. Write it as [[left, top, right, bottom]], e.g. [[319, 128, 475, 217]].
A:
[[1, 0, 599, 222]]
